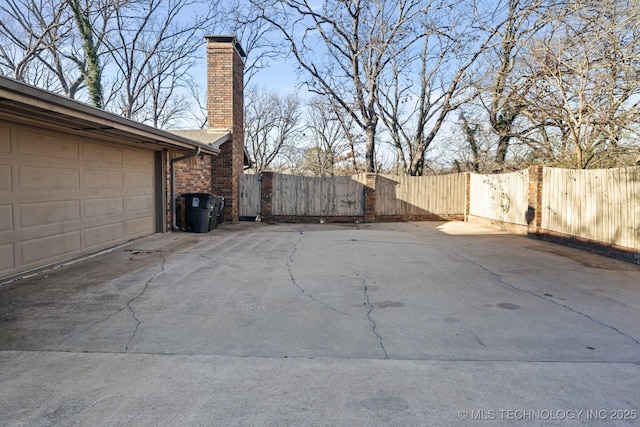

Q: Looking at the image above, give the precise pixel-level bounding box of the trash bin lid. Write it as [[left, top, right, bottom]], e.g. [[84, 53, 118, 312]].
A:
[[182, 193, 214, 198]]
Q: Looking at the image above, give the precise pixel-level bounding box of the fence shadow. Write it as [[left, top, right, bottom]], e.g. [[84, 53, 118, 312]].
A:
[[373, 174, 466, 221]]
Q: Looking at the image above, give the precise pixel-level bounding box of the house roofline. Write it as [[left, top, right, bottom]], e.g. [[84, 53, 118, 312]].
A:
[[0, 76, 219, 155]]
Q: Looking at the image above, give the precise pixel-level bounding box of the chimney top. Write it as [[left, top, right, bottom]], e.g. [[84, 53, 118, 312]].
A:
[[205, 35, 246, 58]]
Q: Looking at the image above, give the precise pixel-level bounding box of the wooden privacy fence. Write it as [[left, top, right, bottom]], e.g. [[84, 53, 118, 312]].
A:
[[375, 174, 467, 219], [541, 167, 639, 251], [272, 173, 365, 217], [465, 166, 639, 262], [239, 172, 467, 222], [468, 170, 530, 227]]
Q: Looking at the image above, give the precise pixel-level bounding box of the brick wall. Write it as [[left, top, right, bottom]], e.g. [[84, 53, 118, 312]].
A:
[[163, 36, 245, 230], [207, 36, 245, 222], [165, 151, 215, 231], [364, 173, 377, 223]]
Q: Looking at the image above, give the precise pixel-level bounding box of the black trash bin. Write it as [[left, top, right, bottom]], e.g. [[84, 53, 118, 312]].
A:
[[182, 193, 214, 233], [217, 196, 225, 225], [209, 195, 224, 230]]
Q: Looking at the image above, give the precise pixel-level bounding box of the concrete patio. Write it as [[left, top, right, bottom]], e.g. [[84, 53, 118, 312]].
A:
[[1, 221, 639, 425]]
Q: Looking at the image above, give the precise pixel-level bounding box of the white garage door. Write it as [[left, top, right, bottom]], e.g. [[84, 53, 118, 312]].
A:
[[0, 121, 157, 280]]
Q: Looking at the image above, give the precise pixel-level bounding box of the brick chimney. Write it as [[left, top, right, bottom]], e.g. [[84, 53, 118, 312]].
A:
[[206, 35, 245, 222]]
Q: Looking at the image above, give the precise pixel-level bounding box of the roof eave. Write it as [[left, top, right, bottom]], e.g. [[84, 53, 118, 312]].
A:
[[0, 76, 219, 155]]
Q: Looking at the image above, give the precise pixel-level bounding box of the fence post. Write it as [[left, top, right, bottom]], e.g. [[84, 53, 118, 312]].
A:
[[464, 172, 471, 221], [527, 166, 544, 234], [364, 173, 377, 223], [261, 171, 273, 222]]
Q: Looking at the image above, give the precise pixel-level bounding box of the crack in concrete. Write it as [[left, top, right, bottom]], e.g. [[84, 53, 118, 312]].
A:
[[450, 249, 640, 347], [363, 277, 389, 359], [461, 326, 487, 348], [57, 256, 168, 349], [124, 255, 166, 351], [286, 232, 353, 317], [57, 306, 128, 346]]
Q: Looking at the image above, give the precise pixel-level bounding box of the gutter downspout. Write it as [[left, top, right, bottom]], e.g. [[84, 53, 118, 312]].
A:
[[170, 147, 201, 230]]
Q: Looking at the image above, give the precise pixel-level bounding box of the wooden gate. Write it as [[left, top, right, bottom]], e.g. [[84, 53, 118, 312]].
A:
[[239, 173, 261, 219]]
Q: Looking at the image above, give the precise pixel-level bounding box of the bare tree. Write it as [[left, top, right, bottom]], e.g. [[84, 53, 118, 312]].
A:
[[0, 0, 83, 96], [245, 87, 304, 171], [483, 0, 551, 167], [295, 97, 360, 176], [101, 0, 214, 127], [176, 0, 289, 129], [0, 0, 53, 81], [376, 17, 465, 176], [252, 0, 432, 172], [220, 0, 289, 86], [1, 0, 215, 124], [0, 0, 120, 105], [518, 0, 640, 168], [186, 81, 209, 130], [377, 1, 519, 175]]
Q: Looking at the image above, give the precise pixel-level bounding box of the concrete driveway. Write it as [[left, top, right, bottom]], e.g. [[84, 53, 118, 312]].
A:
[[1, 221, 639, 426]]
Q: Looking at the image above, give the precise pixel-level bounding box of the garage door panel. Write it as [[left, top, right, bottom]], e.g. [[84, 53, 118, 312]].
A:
[[0, 164, 12, 191], [82, 140, 123, 164], [83, 197, 123, 218], [0, 243, 14, 272], [20, 231, 81, 265], [124, 171, 153, 191], [83, 222, 124, 248], [125, 217, 154, 237], [124, 148, 154, 166], [15, 128, 79, 160], [19, 166, 80, 191], [0, 205, 12, 231], [0, 165, 13, 192], [0, 125, 9, 152], [19, 200, 80, 227], [124, 195, 153, 212], [82, 169, 123, 189], [12, 214, 129, 242]]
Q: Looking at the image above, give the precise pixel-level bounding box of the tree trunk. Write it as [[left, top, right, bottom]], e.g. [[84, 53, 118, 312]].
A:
[[365, 122, 377, 173], [68, 0, 103, 108]]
